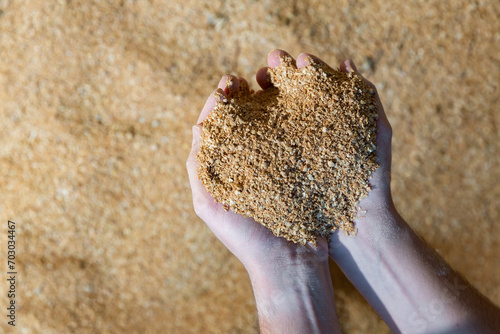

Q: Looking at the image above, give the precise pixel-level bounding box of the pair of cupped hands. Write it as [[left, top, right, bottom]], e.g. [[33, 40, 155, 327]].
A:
[[186, 49, 393, 275]]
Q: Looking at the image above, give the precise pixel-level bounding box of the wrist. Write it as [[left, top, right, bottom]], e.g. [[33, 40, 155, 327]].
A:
[[246, 252, 331, 289], [246, 247, 332, 309], [247, 254, 339, 333], [329, 195, 403, 261], [242, 235, 330, 280]]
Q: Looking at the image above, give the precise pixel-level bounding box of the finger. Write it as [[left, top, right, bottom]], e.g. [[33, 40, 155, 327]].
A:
[[340, 58, 359, 75], [217, 74, 240, 98], [186, 125, 202, 184], [296, 53, 334, 72], [197, 88, 227, 124], [340, 59, 372, 90], [257, 50, 296, 90], [268, 49, 297, 68], [186, 125, 202, 174], [256, 67, 273, 90], [340, 59, 379, 103], [238, 77, 250, 95]]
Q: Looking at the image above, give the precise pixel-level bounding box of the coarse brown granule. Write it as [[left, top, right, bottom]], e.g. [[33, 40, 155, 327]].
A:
[[197, 55, 378, 245]]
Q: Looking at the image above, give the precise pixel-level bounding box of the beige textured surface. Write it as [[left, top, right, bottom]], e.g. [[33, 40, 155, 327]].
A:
[[0, 0, 499, 333]]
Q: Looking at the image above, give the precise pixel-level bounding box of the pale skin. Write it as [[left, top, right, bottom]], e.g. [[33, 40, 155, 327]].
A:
[[186, 49, 500, 333]]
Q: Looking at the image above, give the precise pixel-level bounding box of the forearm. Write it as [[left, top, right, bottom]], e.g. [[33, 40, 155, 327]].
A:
[[246, 258, 341, 334], [330, 202, 500, 333]]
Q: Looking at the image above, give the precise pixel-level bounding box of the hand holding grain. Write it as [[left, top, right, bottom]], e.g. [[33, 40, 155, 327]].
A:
[[196, 50, 382, 245], [186, 50, 347, 334]]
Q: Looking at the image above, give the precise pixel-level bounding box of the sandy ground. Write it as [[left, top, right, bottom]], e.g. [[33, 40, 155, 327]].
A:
[[0, 0, 499, 333]]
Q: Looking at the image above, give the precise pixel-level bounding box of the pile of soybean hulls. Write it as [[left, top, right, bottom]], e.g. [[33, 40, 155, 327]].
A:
[[197, 56, 378, 245]]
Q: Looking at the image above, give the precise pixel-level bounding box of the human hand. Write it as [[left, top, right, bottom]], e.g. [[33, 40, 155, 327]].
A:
[[254, 49, 395, 250], [260, 50, 405, 330], [186, 72, 329, 274], [300, 52, 500, 333], [187, 59, 342, 333], [298, 53, 397, 256]]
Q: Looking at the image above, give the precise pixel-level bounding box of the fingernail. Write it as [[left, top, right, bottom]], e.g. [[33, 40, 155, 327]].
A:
[[305, 54, 319, 65], [226, 76, 236, 90], [348, 59, 359, 73], [277, 51, 295, 67], [214, 88, 227, 103]]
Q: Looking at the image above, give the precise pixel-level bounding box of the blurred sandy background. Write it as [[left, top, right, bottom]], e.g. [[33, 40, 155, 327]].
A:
[[0, 0, 499, 333]]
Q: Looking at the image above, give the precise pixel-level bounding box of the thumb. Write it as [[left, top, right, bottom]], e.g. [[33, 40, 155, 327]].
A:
[[186, 124, 202, 174]]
